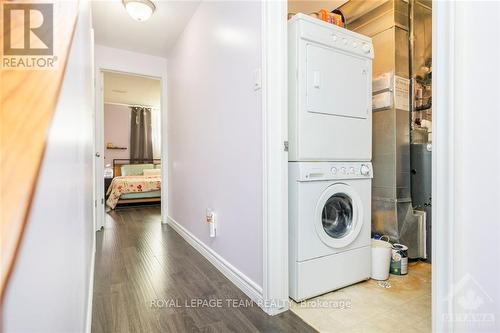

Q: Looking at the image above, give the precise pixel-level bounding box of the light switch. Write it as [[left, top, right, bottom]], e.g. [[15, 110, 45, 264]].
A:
[[254, 68, 262, 91]]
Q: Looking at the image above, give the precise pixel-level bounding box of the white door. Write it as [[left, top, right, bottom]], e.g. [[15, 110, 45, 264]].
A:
[[306, 44, 370, 119], [94, 71, 105, 230], [295, 42, 372, 161]]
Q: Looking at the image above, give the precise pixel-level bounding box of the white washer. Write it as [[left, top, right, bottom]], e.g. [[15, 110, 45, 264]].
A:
[[289, 161, 373, 301], [288, 14, 374, 162]]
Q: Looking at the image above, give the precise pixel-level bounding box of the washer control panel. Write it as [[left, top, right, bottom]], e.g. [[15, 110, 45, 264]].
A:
[[295, 162, 373, 182]]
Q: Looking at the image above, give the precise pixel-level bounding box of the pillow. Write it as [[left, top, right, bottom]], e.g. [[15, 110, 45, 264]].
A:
[[121, 164, 154, 176], [143, 168, 161, 176]]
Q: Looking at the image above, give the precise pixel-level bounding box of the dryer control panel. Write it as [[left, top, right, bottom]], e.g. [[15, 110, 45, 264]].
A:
[[290, 13, 374, 59], [291, 162, 373, 182]]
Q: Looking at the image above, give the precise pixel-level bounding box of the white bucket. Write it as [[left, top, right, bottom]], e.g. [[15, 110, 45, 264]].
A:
[[371, 237, 393, 281]]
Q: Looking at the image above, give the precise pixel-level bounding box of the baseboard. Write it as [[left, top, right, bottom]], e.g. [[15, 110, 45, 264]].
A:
[[85, 236, 96, 333], [167, 216, 264, 307]]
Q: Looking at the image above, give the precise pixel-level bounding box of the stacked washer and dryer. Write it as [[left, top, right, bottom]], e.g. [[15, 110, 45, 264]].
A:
[[288, 14, 374, 301]]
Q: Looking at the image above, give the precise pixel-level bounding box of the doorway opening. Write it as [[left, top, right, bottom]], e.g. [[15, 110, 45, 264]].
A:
[[284, 0, 432, 331], [94, 70, 163, 230]]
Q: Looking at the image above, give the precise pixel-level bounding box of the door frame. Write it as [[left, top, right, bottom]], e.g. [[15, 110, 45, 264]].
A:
[[94, 69, 104, 231], [261, 0, 289, 315], [432, 2, 455, 332], [94, 68, 166, 231]]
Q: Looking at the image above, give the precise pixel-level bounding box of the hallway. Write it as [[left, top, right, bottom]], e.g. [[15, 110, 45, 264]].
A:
[[91, 207, 315, 332]]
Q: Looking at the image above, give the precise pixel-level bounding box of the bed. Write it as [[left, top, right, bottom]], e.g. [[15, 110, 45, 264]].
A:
[[106, 159, 161, 209]]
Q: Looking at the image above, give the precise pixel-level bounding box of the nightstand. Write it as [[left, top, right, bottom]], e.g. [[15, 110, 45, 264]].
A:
[[104, 177, 113, 195]]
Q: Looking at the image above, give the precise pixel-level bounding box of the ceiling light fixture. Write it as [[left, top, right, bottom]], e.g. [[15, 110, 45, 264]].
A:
[[123, 0, 156, 22]]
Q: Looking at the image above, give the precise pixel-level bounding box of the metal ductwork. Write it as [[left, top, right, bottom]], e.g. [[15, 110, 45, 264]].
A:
[[410, 0, 432, 261], [339, 0, 432, 259]]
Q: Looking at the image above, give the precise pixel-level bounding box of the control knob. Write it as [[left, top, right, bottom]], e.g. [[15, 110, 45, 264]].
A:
[[360, 164, 370, 176], [362, 44, 371, 54]]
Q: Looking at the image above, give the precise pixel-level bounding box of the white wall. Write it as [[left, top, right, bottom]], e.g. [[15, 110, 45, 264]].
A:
[[434, 2, 500, 332], [3, 2, 94, 332], [167, 1, 263, 287], [94, 44, 168, 218], [103, 103, 131, 166]]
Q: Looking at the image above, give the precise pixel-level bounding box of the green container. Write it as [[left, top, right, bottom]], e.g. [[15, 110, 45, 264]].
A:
[[390, 244, 408, 275]]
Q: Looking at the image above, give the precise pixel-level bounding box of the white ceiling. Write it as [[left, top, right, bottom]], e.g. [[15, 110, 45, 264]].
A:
[[104, 71, 161, 107], [91, 0, 201, 57]]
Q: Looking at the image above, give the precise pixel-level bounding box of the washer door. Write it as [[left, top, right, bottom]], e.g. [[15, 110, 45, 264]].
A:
[[314, 183, 364, 248]]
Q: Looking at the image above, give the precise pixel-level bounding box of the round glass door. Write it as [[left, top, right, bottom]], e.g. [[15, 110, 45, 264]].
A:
[[322, 194, 353, 239], [314, 183, 363, 248]]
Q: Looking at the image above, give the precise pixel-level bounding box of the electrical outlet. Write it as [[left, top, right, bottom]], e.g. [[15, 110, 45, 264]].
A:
[[206, 208, 216, 237], [206, 208, 214, 223]]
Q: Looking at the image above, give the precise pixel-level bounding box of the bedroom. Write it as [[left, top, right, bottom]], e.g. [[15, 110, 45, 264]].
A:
[[101, 71, 162, 212]]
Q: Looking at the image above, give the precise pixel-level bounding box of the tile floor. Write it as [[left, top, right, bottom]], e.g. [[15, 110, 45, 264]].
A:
[[290, 261, 431, 333]]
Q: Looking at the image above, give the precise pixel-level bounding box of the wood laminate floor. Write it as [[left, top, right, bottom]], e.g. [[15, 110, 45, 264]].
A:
[[91, 206, 316, 333]]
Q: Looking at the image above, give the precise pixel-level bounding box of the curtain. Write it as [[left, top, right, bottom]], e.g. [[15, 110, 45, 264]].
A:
[[130, 107, 153, 162], [151, 108, 161, 160]]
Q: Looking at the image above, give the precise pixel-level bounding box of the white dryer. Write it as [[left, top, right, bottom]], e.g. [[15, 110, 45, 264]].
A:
[[288, 14, 374, 162], [289, 161, 372, 301]]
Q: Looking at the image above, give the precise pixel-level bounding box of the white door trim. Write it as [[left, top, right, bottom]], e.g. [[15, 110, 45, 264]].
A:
[[94, 70, 105, 231], [433, 2, 454, 332], [432, 2, 450, 331], [261, 0, 289, 316]]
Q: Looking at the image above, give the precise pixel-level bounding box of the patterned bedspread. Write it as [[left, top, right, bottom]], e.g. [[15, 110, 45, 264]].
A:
[[106, 176, 161, 209]]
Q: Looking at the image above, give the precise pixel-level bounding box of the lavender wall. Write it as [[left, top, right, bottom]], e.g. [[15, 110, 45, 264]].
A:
[[167, 1, 263, 287], [104, 103, 130, 166]]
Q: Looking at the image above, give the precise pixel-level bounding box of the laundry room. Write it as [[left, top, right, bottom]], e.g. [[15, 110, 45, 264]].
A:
[[286, 0, 432, 331]]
